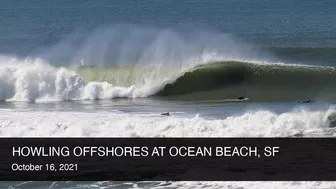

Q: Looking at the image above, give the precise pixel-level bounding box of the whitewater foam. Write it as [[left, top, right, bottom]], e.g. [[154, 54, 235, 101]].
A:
[[0, 55, 254, 102], [2, 55, 336, 102], [1, 25, 328, 102], [0, 108, 333, 137], [88, 181, 336, 189], [3, 181, 336, 189], [0, 57, 149, 101]]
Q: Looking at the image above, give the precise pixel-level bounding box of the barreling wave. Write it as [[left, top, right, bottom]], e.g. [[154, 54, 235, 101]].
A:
[[154, 61, 336, 101], [72, 59, 336, 102], [1, 56, 336, 102], [0, 55, 193, 101]]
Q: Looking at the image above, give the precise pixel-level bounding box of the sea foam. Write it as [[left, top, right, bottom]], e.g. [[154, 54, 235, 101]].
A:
[[0, 108, 333, 137], [0, 57, 147, 101]]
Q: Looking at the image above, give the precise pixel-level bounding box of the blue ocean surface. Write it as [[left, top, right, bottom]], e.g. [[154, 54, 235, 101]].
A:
[[1, 0, 336, 188]]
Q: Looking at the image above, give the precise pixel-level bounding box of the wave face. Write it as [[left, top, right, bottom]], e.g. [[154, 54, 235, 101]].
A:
[[1, 26, 335, 102], [0, 26, 269, 102], [1, 57, 336, 102], [155, 61, 336, 101]]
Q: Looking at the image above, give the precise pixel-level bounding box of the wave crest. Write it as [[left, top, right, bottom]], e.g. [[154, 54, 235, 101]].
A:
[[154, 61, 336, 101], [1, 56, 336, 102], [0, 57, 145, 101]]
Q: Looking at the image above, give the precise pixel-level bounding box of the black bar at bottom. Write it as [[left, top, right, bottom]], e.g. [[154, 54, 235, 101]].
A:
[[0, 138, 335, 181]]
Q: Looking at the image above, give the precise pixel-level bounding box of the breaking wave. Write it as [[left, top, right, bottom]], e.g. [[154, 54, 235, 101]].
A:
[[0, 107, 335, 137], [154, 61, 336, 101], [0, 57, 144, 101], [1, 25, 335, 102], [1, 56, 336, 102]]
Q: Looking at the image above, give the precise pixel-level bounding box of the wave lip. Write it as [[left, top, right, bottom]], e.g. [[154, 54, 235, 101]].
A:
[[1, 56, 336, 102]]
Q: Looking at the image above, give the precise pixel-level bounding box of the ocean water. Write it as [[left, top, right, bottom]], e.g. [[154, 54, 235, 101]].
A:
[[1, 0, 336, 188]]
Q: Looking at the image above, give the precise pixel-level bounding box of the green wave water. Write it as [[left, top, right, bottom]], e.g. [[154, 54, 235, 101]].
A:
[[155, 61, 336, 101], [72, 61, 336, 102]]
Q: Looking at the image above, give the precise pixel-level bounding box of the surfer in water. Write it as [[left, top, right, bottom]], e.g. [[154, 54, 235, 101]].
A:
[[79, 57, 85, 67], [297, 99, 314, 103], [161, 112, 170, 116], [237, 96, 249, 101]]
